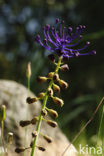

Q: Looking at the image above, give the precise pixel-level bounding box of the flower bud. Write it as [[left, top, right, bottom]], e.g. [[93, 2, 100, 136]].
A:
[[47, 88, 53, 97], [56, 49, 63, 56], [37, 92, 45, 99], [62, 57, 69, 63], [53, 84, 60, 93], [32, 131, 38, 138], [31, 117, 38, 125], [7, 132, 13, 145], [58, 79, 68, 89], [41, 109, 47, 116], [43, 135, 53, 143], [0, 105, 6, 121], [15, 147, 25, 153], [26, 62, 31, 78], [38, 146, 46, 151], [53, 73, 59, 82], [37, 76, 47, 83], [60, 64, 69, 71], [30, 142, 45, 150], [53, 97, 64, 107], [91, 50, 96, 55], [30, 141, 33, 148], [46, 120, 58, 128], [46, 24, 50, 30], [26, 97, 38, 104], [48, 54, 55, 63], [30, 142, 45, 151], [35, 34, 40, 43], [47, 109, 58, 118], [47, 72, 54, 78], [20, 120, 31, 127]]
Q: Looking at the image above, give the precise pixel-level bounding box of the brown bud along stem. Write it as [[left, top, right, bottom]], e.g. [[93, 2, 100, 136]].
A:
[[60, 64, 69, 71], [43, 135, 53, 143], [32, 131, 38, 138], [20, 120, 31, 127], [58, 79, 68, 89], [31, 117, 38, 125], [15, 147, 26, 153], [53, 73, 59, 82], [37, 76, 47, 83], [37, 92, 45, 99], [47, 72, 54, 78], [41, 109, 47, 116], [26, 97, 38, 104], [46, 108, 58, 118], [53, 97, 64, 107], [47, 88, 53, 97], [38, 146, 46, 151], [46, 120, 58, 128], [53, 83, 60, 93]]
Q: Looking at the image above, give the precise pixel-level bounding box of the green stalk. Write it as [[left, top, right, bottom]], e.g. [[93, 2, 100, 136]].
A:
[[102, 107, 104, 155], [28, 77, 30, 92], [1, 120, 5, 155], [97, 106, 104, 145], [30, 57, 62, 156], [96, 105, 104, 156], [24, 77, 30, 156]]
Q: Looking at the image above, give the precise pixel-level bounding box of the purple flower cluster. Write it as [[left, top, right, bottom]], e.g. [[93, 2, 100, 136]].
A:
[[35, 19, 96, 58]]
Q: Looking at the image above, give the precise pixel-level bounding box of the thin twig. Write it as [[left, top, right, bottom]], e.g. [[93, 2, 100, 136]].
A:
[[61, 97, 104, 156]]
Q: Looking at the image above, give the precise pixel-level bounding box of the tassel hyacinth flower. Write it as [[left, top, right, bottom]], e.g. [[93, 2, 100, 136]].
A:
[[35, 19, 96, 58], [16, 19, 96, 156]]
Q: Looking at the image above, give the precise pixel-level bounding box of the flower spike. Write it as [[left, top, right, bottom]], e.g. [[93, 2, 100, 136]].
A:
[[35, 19, 96, 58], [18, 19, 96, 156]]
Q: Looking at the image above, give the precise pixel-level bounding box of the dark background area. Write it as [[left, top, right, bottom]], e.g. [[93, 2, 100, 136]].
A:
[[0, 0, 104, 148]]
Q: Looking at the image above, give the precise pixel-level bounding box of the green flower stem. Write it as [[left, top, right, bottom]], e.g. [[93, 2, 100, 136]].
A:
[[30, 56, 62, 156]]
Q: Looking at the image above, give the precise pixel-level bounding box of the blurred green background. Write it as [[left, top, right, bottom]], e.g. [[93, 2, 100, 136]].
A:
[[0, 0, 104, 150]]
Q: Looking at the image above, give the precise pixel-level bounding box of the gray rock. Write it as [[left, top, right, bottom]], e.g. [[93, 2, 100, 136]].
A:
[[0, 80, 77, 156]]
